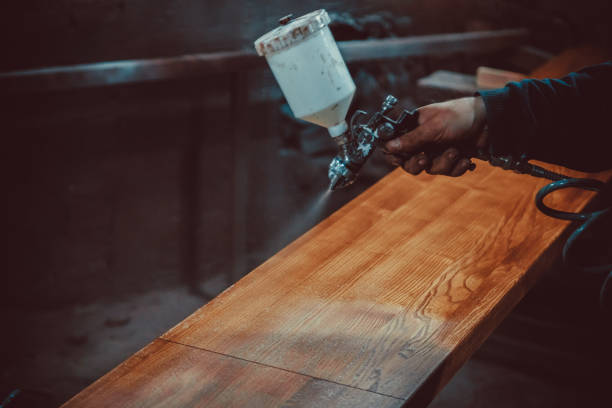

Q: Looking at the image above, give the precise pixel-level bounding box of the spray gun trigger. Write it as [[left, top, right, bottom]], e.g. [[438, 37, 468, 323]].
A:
[[377, 122, 396, 141]]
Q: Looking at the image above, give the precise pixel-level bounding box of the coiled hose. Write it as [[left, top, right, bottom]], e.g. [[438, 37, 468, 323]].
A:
[[528, 163, 612, 308]]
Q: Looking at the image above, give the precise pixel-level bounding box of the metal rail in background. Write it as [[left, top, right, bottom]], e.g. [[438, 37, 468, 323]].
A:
[[0, 29, 529, 93]]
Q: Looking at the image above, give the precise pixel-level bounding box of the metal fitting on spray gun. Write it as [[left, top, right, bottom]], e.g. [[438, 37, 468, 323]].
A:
[[328, 95, 420, 190]]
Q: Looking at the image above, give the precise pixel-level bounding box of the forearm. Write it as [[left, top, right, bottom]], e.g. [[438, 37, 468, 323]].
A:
[[477, 62, 612, 172]]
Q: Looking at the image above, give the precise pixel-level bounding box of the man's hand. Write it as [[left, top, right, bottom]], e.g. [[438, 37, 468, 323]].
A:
[[383, 96, 488, 177]]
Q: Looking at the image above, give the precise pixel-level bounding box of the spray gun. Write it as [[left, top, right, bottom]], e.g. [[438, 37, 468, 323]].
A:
[[254, 10, 575, 190], [255, 10, 418, 191], [327, 95, 419, 190], [253, 9, 588, 191], [255, 10, 420, 190]]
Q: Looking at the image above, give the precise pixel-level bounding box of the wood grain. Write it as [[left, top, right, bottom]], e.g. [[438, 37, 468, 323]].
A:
[[159, 164, 610, 404], [61, 339, 402, 408]]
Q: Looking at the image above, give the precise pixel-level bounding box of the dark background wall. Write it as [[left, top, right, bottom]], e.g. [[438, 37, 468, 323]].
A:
[[1, 0, 611, 71], [1, 1, 611, 406], [0, 0, 392, 70]]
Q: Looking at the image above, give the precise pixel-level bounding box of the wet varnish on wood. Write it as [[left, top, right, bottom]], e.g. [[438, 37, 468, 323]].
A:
[[62, 160, 611, 408]]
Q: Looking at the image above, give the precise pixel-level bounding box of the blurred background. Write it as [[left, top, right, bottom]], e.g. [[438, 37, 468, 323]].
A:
[[1, 0, 611, 407]]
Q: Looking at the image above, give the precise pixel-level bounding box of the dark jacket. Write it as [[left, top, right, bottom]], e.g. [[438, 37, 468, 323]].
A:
[[478, 62, 612, 172]]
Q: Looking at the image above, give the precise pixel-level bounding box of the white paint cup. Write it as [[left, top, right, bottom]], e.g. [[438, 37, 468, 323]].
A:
[[254, 10, 356, 137]]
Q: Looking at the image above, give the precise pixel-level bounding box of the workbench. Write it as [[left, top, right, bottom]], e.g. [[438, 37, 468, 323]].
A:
[[61, 160, 610, 408]]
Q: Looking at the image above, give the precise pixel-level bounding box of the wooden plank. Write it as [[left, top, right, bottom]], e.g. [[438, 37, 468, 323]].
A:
[[61, 164, 610, 407], [476, 66, 526, 89], [61, 339, 402, 408], [529, 45, 609, 79], [159, 163, 610, 405], [418, 45, 608, 104], [416, 70, 478, 101], [0, 29, 528, 93]]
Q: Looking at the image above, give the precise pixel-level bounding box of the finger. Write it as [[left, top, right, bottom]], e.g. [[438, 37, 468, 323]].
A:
[[384, 123, 431, 155], [402, 152, 429, 175], [428, 147, 460, 175], [449, 158, 473, 177]]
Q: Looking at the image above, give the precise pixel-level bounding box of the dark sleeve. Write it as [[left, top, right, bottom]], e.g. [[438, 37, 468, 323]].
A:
[[477, 62, 612, 172]]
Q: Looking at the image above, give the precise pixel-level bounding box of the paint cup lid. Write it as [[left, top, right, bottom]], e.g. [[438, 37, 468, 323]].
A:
[[254, 9, 331, 57]]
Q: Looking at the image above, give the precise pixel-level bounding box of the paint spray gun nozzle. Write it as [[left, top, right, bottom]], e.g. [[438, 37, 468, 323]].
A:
[[327, 95, 419, 191]]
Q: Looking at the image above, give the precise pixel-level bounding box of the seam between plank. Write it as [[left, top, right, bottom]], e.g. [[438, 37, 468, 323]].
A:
[[160, 337, 405, 402]]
